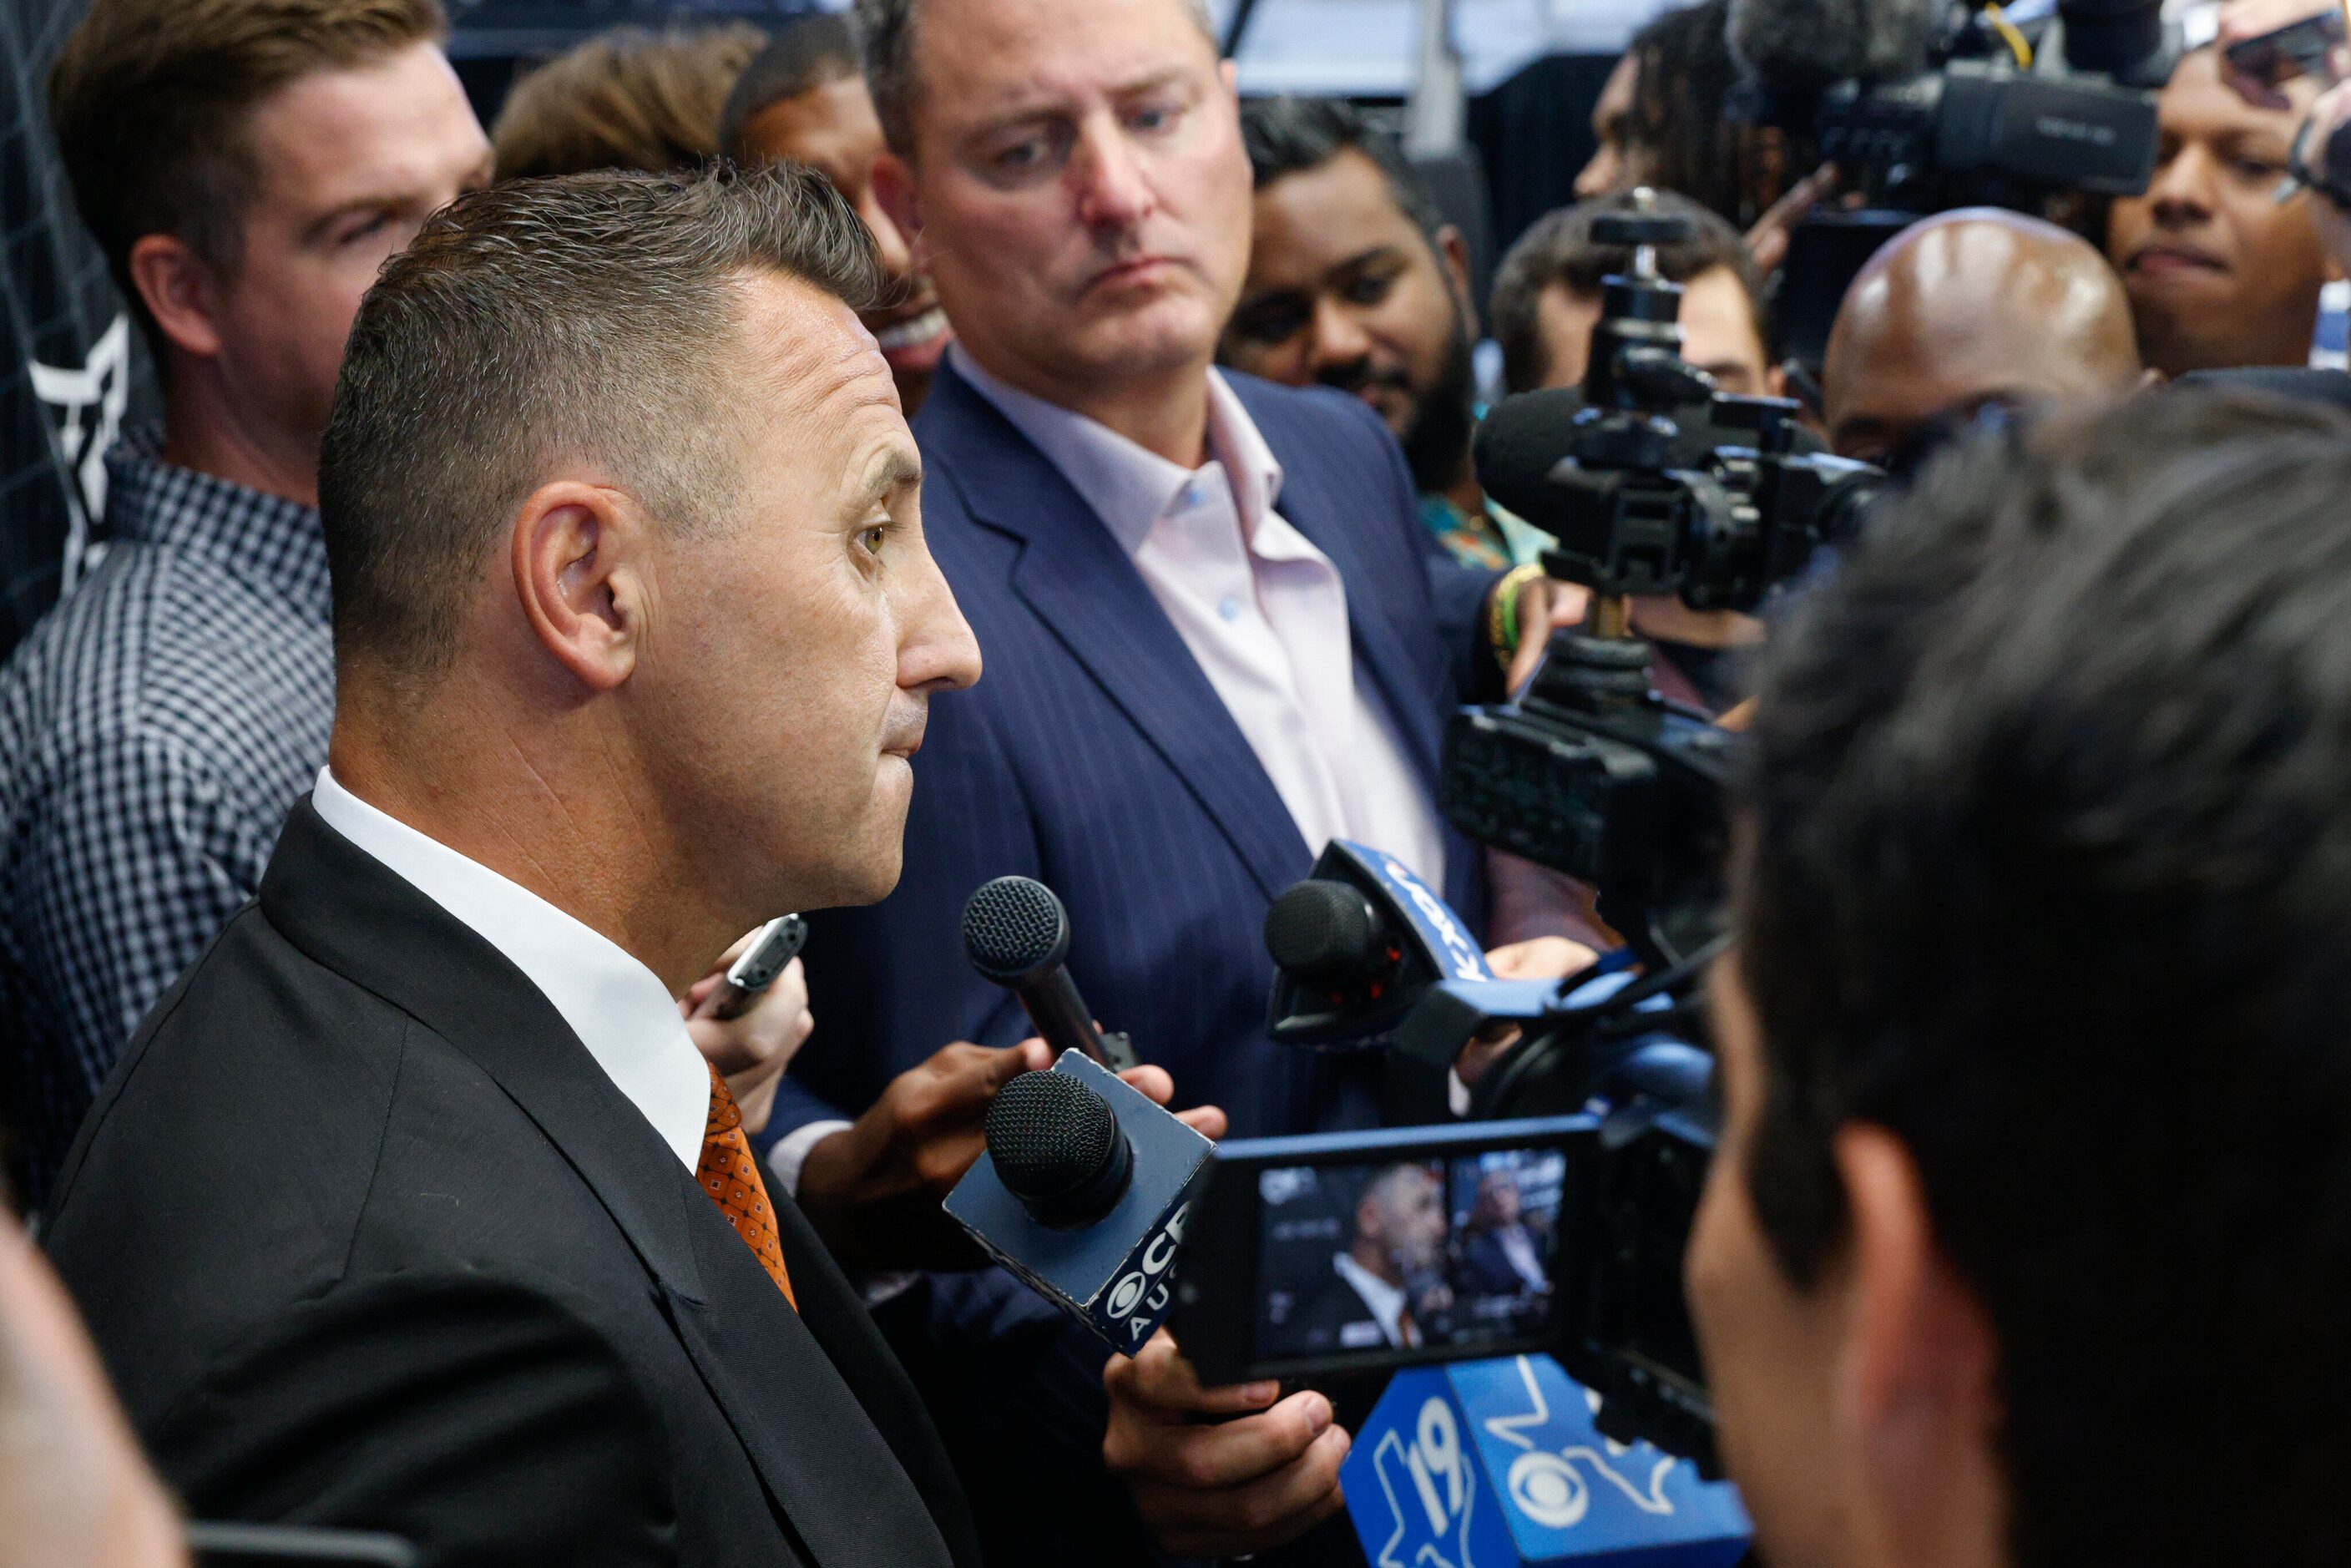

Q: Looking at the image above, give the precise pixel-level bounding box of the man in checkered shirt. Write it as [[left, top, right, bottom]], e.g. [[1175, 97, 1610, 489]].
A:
[[0, 0, 493, 1201]]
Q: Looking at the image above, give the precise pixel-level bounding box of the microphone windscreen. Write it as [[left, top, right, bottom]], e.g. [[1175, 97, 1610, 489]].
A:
[[1474, 387, 1593, 528], [1265, 881, 1387, 988], [963, 876, 1069, 984], [984, 1070, 1136, 1230], [1725, 0, 1938, 94], [987, 1072, 1118, 1198]]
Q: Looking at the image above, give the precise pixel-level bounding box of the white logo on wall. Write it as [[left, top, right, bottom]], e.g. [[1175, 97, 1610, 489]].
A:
[[29, 314, 130, 594]]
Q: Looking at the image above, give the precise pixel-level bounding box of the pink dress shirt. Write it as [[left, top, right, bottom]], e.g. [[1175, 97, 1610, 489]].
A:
[[951, 346, 1449, 890]]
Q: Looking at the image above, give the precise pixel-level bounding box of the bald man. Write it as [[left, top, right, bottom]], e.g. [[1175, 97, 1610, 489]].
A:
[[1823, 208, 2146, 466]]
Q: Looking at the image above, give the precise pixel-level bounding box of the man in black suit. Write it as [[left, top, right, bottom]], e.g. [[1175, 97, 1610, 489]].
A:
[[1283, 1163, 1452, 1358], [42, 166, 1004, 1565]]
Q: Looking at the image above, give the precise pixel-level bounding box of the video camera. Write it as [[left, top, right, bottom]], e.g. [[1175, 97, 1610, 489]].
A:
[[1203, 200, 1883, 1468], [1238, 840, 1723, 1466], [1456, 193, 1883, 973], [1730, 0, 2178, 368], [1737, 0, 2175, 210]]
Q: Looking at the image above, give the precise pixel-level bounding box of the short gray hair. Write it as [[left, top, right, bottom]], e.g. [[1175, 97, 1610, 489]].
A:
[[319, 164, 881, 688], [855, 0, 1216, 155]]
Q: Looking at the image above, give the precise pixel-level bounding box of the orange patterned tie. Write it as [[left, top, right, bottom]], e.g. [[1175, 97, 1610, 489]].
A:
[[696, 1060, 796, 1309]]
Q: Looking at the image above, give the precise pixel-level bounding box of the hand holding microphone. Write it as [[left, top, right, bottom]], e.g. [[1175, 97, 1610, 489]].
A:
[[797, 878, 1223, 1272], [682, 916, 814, 1136], [944, 877, 1230, 1353]]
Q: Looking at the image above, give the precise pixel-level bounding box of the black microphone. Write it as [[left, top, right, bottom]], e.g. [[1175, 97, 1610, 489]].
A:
[[943, 876, 1213, 1352], [1264, 841, 1496, 1048], [984, 1070, 1136, 1230], [962, 876, 1140, 1071], [944, 1047, 1211, 1351], [1474, 387, 1599, 534], [1265, 878, 1398, 993]]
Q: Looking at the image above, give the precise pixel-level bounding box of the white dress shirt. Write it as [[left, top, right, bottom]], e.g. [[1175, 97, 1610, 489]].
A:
[[309, 767, 710, 1172], [952, 346, 1449, 890], [1332, 1251, 1419, 1349]]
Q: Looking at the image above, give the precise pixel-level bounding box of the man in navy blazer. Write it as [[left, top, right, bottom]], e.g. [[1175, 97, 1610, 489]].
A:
[[766, 0, 1587, 1560]]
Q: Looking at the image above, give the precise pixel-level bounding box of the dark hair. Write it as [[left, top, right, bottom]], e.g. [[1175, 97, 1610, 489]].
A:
[[855, 0, 1213, 155], [1489, 189, 1764, 392], [1238, 96, 1446, 247], [47, 0, 447, 348], [1621, 0, 1759, 225], [490, 23, 767, 181], [716, 15, 862, 164], [319, 165, 879, 690], [1740, 386, 2351, 1567]]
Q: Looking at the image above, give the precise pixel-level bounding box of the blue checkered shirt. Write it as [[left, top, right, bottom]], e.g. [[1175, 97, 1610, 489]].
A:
[[0, 427, 331, 1201]]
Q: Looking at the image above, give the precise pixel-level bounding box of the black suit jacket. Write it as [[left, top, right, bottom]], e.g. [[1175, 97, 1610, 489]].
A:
[[1280, 1265, 1392, 1359], [43, 801, 983, 1568]]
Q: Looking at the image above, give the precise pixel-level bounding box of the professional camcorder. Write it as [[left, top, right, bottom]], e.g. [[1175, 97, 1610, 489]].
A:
[[1250, 841, 1724, 1467], [1211, 210, 1884, 1466], [1727, 0, 2178, 366], [1454, 195, 1883, 974], [1730, 0, 2175, 211]]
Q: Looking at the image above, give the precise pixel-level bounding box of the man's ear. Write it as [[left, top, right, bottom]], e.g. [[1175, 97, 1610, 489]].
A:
[[1436, 224, 1476, 332], [1831, 1124, 2007, 1568], [874, 152, 924, 268], [509, 480, 650, 693], [126, 233, 226, 360]]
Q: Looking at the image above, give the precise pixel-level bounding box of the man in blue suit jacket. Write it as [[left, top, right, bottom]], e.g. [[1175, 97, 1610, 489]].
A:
[[779, 356, 1499, 1147], [769, 0, 1586, 1559]]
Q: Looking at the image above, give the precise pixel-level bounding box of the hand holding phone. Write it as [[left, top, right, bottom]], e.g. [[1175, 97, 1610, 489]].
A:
[[2222, 3, 2348, 104], [692, 914, 807, 1022]]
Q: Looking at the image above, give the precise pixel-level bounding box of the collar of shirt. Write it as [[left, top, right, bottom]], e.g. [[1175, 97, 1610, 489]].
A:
[[1332, 1249, 1413, 1348], [948, 342, 1286, 555], [307, 766, 710, 1171], [103, 424, 331, 625]]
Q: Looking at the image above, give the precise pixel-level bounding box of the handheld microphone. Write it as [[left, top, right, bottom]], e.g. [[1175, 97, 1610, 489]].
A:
[[1267, 840, 1498, 1048], [963, 877, 1140, 1071], [1342, 1354, 1748, 1567], [984, 1070, 1135, 1230], [943, 1050, 1211, 1353]]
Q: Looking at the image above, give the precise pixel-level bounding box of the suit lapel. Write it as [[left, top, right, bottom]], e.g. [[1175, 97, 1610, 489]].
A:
[[924, 366, 1312, 899], [665, 1222, 962, 1568], [256, 804, 957, 1568]]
